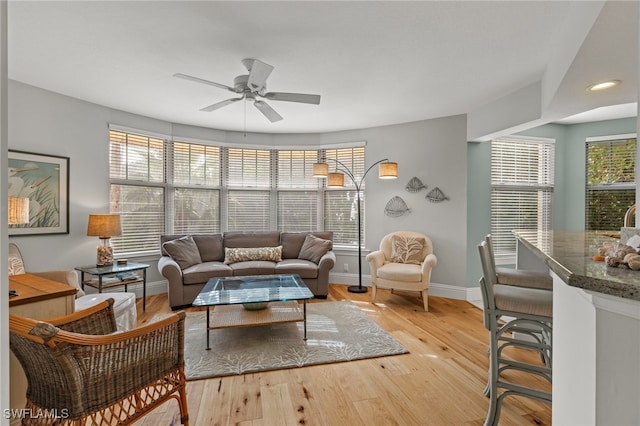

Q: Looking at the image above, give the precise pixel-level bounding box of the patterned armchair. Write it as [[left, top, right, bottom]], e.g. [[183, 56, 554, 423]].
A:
[[9, 299, 189, 425], [366, 231, 437, 311]]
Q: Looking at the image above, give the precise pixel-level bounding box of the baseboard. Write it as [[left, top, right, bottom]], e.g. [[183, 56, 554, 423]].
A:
[[329, 272, 475, 302]]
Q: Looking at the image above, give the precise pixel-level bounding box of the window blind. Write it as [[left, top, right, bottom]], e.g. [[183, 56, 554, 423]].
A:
[[322, 146, 366, 246], [110, 127, 368, 254], [109, 130, 166, 255], [491, 137, 554, 258], [585, 137, 636, 230]]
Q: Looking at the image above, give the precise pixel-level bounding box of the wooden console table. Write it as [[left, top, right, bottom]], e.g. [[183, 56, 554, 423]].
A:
[[9, 273, 76, 420]]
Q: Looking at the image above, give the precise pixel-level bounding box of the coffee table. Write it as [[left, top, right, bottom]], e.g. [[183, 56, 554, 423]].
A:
[[192, 274, 314, 350]]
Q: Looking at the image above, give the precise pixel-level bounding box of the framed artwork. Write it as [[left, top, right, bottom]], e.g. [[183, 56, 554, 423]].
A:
[[8, 150, 70, 235]]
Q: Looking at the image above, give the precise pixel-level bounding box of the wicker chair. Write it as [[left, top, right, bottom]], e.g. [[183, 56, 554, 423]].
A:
[[9, 299, 189, 426]]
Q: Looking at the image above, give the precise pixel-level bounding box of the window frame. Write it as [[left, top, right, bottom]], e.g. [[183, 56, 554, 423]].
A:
[[490, 135, 555, 264]]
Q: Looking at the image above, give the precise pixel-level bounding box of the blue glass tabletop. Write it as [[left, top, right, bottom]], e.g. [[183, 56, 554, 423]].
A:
[[192, 274, 314, 307]]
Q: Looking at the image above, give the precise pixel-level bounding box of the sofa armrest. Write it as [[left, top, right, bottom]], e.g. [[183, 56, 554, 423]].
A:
[[421, 253, 438, 275], [314, 250, 336, 297], [158, 256, 185, 306], [366, 250, 386, 274]]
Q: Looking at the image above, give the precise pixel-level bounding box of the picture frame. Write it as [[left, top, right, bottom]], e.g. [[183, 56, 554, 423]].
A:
[[8, 150, 70, 235]]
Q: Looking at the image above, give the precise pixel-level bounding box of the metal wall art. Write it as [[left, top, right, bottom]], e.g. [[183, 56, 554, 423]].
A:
[[426, 187, 449, 203], [384, 196, 410, 217], [405, 177, 426, 193]]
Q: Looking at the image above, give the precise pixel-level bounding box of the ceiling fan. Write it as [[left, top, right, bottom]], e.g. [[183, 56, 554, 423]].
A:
[[174, 58, 321, 123]]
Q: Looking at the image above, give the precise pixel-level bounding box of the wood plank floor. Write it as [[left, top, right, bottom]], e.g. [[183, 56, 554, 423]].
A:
[[135, 285, 551, 426]]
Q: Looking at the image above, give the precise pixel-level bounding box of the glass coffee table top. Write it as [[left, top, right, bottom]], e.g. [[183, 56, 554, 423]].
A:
[[192, 274, 314, 307]]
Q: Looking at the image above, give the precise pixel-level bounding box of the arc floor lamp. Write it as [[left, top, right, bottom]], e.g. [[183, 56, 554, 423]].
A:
[[313, 158, 398, 293]]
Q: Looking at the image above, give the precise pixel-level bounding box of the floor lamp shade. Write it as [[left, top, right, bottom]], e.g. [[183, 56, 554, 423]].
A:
[[379, 162, 398, 179], [8, 197, 30, 225], [87, 214, 122, 266]]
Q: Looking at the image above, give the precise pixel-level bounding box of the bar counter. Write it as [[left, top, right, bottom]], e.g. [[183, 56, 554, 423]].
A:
[[513, 230, 640, 301], [512, 229, 640, 425]]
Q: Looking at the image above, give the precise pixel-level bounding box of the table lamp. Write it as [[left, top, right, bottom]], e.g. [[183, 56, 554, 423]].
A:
[[87, 214, 121, 266]]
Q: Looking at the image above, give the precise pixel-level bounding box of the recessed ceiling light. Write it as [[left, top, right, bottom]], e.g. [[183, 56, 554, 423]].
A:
[[587, 80, 621, 91]]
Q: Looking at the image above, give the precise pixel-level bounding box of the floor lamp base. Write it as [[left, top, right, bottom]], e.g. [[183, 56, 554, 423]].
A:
[[347, 285, 368, 294]]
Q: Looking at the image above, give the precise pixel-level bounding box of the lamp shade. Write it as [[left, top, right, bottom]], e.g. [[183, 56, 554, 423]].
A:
[[379, 161, 398, 179], [312, 162, 329, 177], [327, 172, 345, 187], [87, 214, 122, 238], [8, 197, 30, 225]]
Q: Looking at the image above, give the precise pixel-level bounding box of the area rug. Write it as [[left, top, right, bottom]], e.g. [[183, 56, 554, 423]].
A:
[[183, 300, 408, 380]]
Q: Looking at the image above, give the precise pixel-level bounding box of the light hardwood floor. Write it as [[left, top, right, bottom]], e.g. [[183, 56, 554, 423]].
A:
[[135, 285, 551, 426]]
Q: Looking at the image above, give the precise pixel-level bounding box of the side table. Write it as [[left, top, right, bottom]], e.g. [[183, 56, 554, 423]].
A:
[[75, 262, 149, 311]]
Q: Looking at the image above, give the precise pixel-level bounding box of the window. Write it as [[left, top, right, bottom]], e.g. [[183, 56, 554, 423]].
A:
[[109, 127, 366, 255], [585, 135, 636, 231], [490, 136, 555, 261], [323, 147, 366, 246], [109, 130, 166, 255]]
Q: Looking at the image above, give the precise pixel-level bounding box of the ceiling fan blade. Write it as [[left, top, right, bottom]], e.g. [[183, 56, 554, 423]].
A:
[[200, 97, 243, 112], [254, 100, 283, 122], [174, 73, 238, 93], [263, 92, 321, 105], [246, 59, 274, 92]]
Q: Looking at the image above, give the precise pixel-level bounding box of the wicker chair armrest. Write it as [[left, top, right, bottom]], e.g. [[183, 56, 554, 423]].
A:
[[48, 298, 118, 335]]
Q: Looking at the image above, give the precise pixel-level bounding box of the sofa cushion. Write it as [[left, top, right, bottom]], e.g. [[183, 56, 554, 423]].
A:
[[224, 246, 283, 264], [230, 261, 277, 276], [281, 231, 333, 259], [298, 234, 333, 264], [182, 261, 232, 285], [224, 231, 280, 248], [192, 234, 224, 262], [162, 235, 202, 269], [377, 263, 422, 282], [274, 259, 319, 279], [390, 235, 425, 265]]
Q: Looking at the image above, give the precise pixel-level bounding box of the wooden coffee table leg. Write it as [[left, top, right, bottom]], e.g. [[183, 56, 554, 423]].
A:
[[206, 306, 211, 350]]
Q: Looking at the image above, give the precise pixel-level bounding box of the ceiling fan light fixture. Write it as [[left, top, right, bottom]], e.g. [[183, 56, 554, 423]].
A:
[[587, 80, 621, 92]]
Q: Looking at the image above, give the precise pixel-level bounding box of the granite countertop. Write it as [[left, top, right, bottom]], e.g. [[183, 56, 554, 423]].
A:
[[513, 230, 640, 301]]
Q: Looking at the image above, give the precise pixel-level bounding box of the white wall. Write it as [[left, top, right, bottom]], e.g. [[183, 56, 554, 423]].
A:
[[8, 80, 468, 292]]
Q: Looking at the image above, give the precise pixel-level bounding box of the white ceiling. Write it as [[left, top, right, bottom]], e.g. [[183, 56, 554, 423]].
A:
[[7, 1, 638, 136]]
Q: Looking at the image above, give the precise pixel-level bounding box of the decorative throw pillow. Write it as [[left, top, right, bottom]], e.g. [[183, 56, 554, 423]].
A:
[[162, 235, 202, 270], [224, 246, 283, 264], [8, 255, 25, 276], [390, 235, 425, 265], [298, 234, 333, 264]]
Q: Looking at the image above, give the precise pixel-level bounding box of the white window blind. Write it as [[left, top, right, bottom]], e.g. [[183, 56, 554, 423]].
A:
[[109, 127, 368, 253], [585, 137, 636, 230], [323, 147, 366, 246], [277, 150, 321, 231], [109, 130, 166, 255], [172, 141, 221, 233], [490, 137, 554, 259], [227, 190, 271, 231]]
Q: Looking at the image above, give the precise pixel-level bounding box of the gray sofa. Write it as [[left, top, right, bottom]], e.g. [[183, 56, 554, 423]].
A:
[[158, 231, 335, 309]]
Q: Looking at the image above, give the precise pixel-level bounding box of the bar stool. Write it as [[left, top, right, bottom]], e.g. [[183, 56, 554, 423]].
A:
[[485, 234, 553, 290], [478, 240, 552, 426]]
